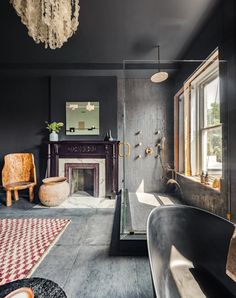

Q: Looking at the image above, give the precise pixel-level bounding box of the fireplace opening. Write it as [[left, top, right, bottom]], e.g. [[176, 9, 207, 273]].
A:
[[65, 163, 99, 197], [71, 168, 94, 196]]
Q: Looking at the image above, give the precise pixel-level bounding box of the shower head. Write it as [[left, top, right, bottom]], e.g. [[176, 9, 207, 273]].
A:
[[151, 45, 168, 83], [151, 71, 168, 83]]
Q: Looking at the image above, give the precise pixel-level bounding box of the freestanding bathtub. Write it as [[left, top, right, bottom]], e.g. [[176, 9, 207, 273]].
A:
[[147, 205, 236, 298]]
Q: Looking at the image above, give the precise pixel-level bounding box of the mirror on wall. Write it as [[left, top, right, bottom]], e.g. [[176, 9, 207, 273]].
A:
[[66, 101, 100, 135]]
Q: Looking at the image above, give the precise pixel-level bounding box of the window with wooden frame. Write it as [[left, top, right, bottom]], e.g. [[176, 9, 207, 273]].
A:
[[174, 50, 222, 180], [174, 88, 184, 173]]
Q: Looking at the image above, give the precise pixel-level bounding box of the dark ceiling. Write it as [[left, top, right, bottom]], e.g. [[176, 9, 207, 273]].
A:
[[0, 0, 220, 64]]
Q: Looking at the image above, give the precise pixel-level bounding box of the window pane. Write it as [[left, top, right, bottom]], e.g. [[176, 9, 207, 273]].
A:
[[204, 77, 220, 127], [190, 86, 197, 175], [202, 126, 222, 175], [178, 93, 184, 173]]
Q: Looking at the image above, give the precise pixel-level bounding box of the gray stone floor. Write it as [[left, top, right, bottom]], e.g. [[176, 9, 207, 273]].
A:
[[0, 196, 154, 298], [129, 192, 181, 232]]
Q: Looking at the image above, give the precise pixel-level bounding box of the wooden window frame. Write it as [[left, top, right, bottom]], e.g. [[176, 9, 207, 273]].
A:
[[174, 50, 219, 177], [174, 88, 184, 173]]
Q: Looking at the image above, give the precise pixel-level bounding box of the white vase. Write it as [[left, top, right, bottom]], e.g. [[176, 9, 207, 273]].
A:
[[49, 131, 58, 142]]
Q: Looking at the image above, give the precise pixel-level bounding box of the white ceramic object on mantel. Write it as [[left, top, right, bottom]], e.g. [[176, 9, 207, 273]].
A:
[[49, 131, 58, 142]]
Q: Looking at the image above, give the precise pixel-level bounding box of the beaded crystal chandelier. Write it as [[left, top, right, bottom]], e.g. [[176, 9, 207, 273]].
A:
[[11, 0, 80, 49]]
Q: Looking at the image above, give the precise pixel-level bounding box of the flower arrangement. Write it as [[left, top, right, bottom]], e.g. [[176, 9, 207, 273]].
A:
[[45, 121, 64, 133]]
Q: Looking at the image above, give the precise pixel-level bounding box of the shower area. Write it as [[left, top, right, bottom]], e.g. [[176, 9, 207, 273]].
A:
[[118, 55, 228, 242], [118, 60, 181, 240]]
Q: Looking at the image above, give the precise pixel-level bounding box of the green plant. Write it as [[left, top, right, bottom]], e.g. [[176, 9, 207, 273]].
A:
[[45, 121, 64, 133]]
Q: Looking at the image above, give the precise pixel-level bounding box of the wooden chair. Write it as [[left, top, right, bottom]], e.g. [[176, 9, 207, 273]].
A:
[[2, 153, 37, 206]]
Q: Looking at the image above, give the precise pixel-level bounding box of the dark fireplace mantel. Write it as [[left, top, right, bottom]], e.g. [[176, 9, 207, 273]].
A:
[[46, 140, 119, 198]]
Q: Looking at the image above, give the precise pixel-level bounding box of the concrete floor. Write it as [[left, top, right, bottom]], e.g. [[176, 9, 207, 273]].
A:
[[0, 196, 154, 298]]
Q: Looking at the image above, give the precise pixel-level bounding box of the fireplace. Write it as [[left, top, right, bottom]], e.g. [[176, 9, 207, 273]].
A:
[[59, 158, 105, 197], [65, 163, 99, 197], [46, 140, 119, 198]]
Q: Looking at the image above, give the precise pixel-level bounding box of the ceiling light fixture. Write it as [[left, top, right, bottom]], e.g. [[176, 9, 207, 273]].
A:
[[11, 0, 80, 49], [151, 45, 168, 83]]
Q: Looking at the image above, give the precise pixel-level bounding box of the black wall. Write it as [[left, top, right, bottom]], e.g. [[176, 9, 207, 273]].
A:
[[174, 3, 222, 92], [0, 75, 118, 186], [51, 76, 117, 140], [0, 76, 50, 185]]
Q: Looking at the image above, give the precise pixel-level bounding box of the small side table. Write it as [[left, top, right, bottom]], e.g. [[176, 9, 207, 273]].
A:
[[0, 278, 67, 298]]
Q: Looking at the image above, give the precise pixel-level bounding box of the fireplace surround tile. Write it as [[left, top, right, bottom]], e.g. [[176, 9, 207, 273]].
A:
[[59, 158, 106, 198]]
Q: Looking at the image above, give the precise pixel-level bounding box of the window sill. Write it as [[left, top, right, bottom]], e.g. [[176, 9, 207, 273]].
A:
[[176, 173, 221, 194]]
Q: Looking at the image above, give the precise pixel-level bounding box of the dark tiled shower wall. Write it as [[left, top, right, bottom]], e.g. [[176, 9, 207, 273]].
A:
[[117, 78, 174, 193]]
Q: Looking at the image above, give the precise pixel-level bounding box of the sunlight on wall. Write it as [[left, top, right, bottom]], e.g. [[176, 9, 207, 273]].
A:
[[136, 179, 144, 193]]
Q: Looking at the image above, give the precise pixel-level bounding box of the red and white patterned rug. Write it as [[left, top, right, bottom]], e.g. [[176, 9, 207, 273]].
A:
[[0, 218, 70, 286]]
